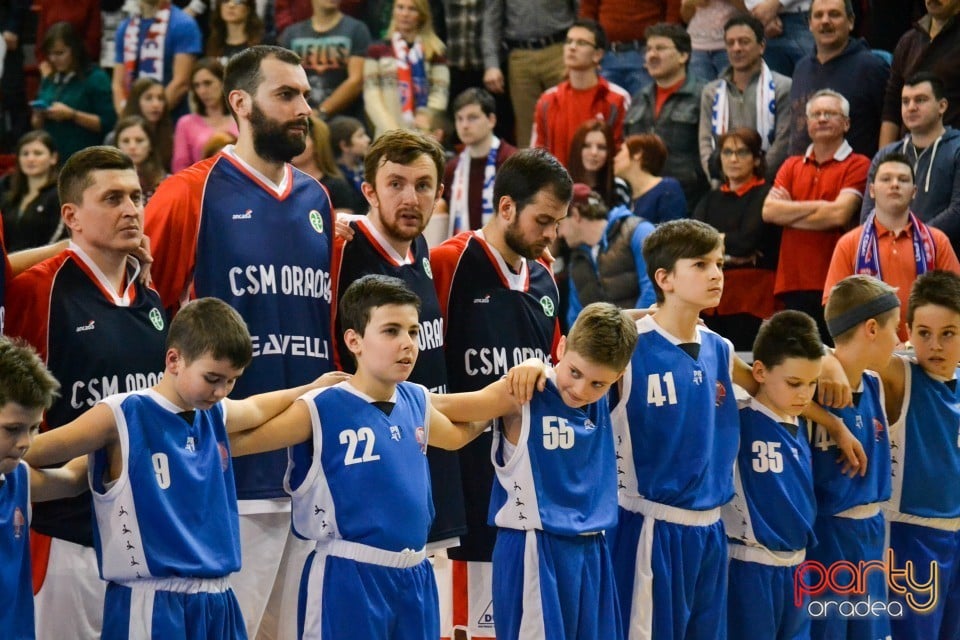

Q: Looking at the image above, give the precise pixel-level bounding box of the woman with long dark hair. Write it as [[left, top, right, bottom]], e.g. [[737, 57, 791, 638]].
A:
[[207, 0, 266, 65], [32, 21, 117, 162], [567, 120, 618, 206], [112, 78, 175, 171], [1, 131, 64, 251], [114, 115, 168, 206]]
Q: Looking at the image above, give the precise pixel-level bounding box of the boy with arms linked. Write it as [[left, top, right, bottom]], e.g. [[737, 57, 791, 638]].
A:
[[879, 270, 960, 639], [228, 274, 490, 640], [722, 311, 823, 640], [433, 302, 639, 640], [0, 338, 87, 639], [807, 275, 900, 640], [24, 298, 348, 639]]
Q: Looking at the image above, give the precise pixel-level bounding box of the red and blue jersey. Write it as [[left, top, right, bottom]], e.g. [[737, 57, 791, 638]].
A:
[[145, 149, 334, 500]]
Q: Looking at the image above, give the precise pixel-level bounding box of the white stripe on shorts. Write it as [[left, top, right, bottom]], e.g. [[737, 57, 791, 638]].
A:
[[128, 586, 156, 640], [628, 516, 656, 640], [518, 531, 547, 638]]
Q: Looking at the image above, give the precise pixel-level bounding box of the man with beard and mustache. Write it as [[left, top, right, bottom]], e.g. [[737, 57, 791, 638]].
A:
[[144, 45, 334, 640], [429, 147, 570, 639], [330, 128, 468, 556]]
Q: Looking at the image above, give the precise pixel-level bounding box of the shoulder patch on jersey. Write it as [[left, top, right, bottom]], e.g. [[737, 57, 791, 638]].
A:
[[309, 210, 325, 234], [148, 308, 165, 331], [539, 295, 555, 318]]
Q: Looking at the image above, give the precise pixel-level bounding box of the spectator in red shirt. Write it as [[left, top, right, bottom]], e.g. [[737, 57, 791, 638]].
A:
[[763, 88, 870, 342]]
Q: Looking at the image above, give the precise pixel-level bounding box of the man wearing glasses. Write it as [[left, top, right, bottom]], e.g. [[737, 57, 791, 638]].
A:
[[529, 19, 631, 169], [763, 88, 870, 342], [625, 22, 708, 215]]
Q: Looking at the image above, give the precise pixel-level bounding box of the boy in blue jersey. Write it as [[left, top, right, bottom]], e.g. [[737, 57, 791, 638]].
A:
[[804, 275, 901, 640], [23, 298, 348, 640], [722, 311, 823, 640], [876, 270, 960, 640], [432, 302, 639, 640], [228, 274, 491, 640], [607, 218, 743, 640], [0, 337, 88, 640]]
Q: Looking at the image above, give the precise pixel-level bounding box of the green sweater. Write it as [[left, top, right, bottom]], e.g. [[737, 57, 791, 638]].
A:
[[37, 67, 117, 161]]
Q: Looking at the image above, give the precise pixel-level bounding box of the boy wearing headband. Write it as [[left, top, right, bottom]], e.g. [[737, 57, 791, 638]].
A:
[[807, 275, 900, 640], [877, 270, 960, 639]]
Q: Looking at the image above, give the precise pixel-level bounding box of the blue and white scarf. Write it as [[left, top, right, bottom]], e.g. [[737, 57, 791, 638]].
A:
[[710, 62, 777, 150], [449, 136, 500, 237]]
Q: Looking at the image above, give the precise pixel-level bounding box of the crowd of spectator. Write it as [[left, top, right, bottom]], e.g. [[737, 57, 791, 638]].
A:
[[0, 2, 956, 342]]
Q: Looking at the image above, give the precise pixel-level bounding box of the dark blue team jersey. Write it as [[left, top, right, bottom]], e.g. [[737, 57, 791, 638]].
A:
[[431, 231, 560, 560], [6, 248, 167, 546], [889, 360, 960, 519], [0, 463, 33, 639], [184, 155, 334, 500], [91, 391, 241, 580], [489, 374, 619, 536], [723, 398, 816, 553], [290, 382, 433, 551], [810, 370, 891, 515], [613, 315, 739, 511], [330, 218, 464, 543]]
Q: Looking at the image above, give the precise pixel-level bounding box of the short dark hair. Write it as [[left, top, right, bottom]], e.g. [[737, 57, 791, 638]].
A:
[[642, 219, 723, 304], [58, 146, 135, 205], [723, 12, 765, 45], [718, 127, 766, 179], [753, 310, 823, 368], [339, 275, 421, 337], [452, 87, 496, 117], [327, 116, 367, 156], [907, 270, 960, 326], [167, 298, 252, 369], [624, 134, 668, 176], [363, 129, 446, 187], [811, 0, 856, 18], [566, 303, 638, 372], [224, 45, 301, 109], [644, 23, 692, 57], [493, 148, 573, 214], [872, 151, 915, 183], [904, 71, 946, 102], [570, 18, 607, 52], [0, 337, 60, 411]]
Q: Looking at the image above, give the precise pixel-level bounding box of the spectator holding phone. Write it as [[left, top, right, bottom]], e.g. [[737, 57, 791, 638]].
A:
[[32, 21, 116, 162]]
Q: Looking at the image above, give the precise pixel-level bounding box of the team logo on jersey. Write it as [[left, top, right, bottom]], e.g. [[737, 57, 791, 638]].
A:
[[390, 425, 402, 441], [584, 419, 596, 431], [715, 381, 727, 406], [873, 418, 885, 442], [309, 210, 325, 234], [539, 296, 555, 317], [75, 319, 96, 333], [185, 436, 196, 452], [149, 308, 165, 331], [473, 294, 491, 304], [218, 442, 230, 471], [415, 426, 427, 454], [692, 370, 703, 385], [232, 209, 253, 220], [422, 258, 433, 279], [13, 507, 25, 539]]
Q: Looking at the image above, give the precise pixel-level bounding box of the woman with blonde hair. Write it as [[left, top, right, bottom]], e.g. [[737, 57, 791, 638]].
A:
[[363, 0, 449, 138]]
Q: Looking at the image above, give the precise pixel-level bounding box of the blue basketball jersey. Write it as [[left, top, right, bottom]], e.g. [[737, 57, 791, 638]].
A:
[[488, 373, 618, 536], [288, 381, 433, 552], [722, 398, 816, 552], [0, 462, 33, 639], [888, 360, 960, 518], [190, 154, 334, 500], [611, 315, 739, 510], [91, 390, 241, 581], [809, 370, 891, 515]]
